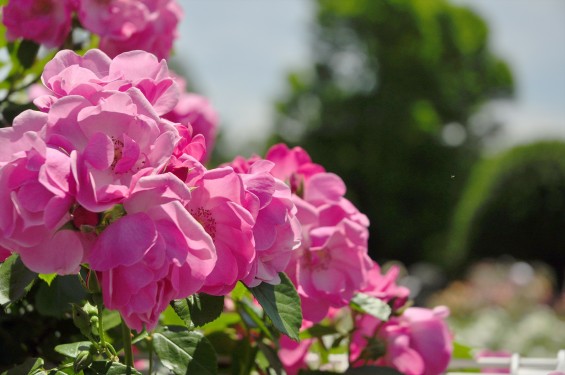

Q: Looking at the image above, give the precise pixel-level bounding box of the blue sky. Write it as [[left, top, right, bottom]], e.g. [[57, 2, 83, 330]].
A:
[[172, 0, 565, 156], [455, 0, 565, 152]]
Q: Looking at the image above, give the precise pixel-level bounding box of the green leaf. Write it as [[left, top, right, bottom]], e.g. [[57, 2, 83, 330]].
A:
[[153, 330, 217, 375], [54, 342, 93, 359], [452, 341, 474, 359], [7, 41, 17, 55], [84, 361, 141, 375], [248, 272, 302, 341], [0, 254, 37, 307], [16, 39, 40, 69], [38, 274, 57, 286], [169, 299, 190, 325], [1, 358, 44, 375], [350, 293, 391, 321], [35, 275, 86, 318], [199, 311, 240, 333], [172, 293, 225, 327], [0, 16, 6, 48], [101, 309, 121, 331], [132, 330, 149, 345], [73, 350, 93, 373], [299, 324, 339, 340], [204, 331, 236, 357], [161, 305, 186, 327]]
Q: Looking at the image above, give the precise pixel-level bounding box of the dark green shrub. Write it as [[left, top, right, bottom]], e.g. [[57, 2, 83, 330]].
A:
[[445, 141, 565, 284]]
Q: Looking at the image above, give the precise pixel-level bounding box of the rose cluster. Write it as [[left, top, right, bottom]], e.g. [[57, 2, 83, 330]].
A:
[[2, 0, 181, 59], [0, 48, 383, 338], [0, 46, 454, 374], [230, 145, 374, 322], [227, 147, 453, 375], [0, 49, 298, 331]]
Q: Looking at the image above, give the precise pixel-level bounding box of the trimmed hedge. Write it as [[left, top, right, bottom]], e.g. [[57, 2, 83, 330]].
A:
[[445, 141, 565, 283]]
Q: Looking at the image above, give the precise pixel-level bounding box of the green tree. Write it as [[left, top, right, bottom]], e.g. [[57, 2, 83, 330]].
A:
[[273, 0, 513, 264]]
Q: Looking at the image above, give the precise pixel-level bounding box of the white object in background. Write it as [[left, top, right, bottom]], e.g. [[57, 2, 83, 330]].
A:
[[446, 350, 565, 375]]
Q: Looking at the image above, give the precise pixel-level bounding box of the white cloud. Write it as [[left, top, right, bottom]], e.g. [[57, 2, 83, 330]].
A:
[[480, 101, 565, 154]]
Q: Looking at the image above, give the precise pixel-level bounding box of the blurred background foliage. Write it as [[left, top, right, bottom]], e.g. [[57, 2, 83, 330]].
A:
[[270, 0, 514, 267], [430, 259, 565, 356], [446, 141, 565, 284]]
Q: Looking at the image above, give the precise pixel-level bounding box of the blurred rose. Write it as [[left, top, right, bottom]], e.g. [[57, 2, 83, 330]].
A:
[[351, 306, 453, 375], [2, 0, 74, 48]]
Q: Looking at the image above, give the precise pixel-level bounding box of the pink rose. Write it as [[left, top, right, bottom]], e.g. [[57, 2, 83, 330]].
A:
[[28, 84, 52, 103], [165, 151, 207, 187], [266, 144, 370, 232], [266, 143, 325, 194], [39, 49, 112, 103], [264, 144, 372, 322], [0, 117, 86, 274], [17, 230, 88, 275], [95, 0, 183, 60], [89, 173, 217, 331], [45, 89, 179, 212], [279, 335, 313, 375], [351, 307, 453, 375], [78, 0, 150, 41], [164, 90, 219, 162], [104, 50, 180, 115], [2, 0, 74, 48], [0, 110, 47, 166], [186, 167, 256, 295], [360, 262, 410, 311], [287, 218, 372, 322], [229, 158, 302, 287], [40, 49, 179, 116], [171, 125, 207, 163]]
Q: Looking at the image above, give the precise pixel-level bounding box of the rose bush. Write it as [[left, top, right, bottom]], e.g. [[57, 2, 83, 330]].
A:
[[0, 3, 462, 375], [3, 0, 181, 58]]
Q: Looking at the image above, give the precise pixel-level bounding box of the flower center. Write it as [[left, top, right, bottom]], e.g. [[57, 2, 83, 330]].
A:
[[303, 248, 332, 270], [190, 207, 217, 239], [110, 136, 124, 170]]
